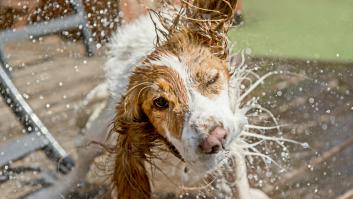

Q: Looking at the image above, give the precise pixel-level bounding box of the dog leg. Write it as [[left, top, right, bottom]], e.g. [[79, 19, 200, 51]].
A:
[[26, 102, 114, 199]]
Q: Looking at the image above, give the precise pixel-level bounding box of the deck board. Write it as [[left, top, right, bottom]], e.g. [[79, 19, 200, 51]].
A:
[[0, 37, 103, 161]]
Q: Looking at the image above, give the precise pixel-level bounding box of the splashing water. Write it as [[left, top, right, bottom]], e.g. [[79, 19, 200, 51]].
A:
[[227, 51, 306, 169]]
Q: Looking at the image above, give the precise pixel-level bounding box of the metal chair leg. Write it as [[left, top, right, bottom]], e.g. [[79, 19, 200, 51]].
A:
[[0, 65, 74, 173], [71, 0, 96, 56]]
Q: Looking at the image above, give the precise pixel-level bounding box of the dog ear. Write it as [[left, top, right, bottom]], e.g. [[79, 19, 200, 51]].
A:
[[185, 0, 238, 27], [182, 0, 238, 59], [112, 123, 154, 199], [112, 79, 157, 198]]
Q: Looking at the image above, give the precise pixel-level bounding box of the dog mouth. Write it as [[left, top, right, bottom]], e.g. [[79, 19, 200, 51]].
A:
[[159, 136, 185, 162]]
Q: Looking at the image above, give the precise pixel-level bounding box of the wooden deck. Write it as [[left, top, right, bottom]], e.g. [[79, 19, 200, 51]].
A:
[[0, 36, 105, 198], [0, 36, 104, 144]]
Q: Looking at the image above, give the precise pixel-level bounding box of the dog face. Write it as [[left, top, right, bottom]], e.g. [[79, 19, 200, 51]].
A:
[[111, 1, 241, 197], [119, 44, 241, 179]]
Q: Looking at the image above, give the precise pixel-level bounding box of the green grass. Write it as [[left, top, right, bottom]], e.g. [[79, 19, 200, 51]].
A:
[[229, 0, 353, 62]]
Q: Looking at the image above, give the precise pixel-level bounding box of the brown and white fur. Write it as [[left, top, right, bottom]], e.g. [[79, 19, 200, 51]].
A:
[[28, 1, 270, 198]]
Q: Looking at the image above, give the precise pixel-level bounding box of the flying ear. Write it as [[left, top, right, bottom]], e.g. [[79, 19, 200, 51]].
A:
[[182, 0, 238, 58], [185, 0, 238, 28], [112, 79, 157, 199], [112, 123, 153, 199]]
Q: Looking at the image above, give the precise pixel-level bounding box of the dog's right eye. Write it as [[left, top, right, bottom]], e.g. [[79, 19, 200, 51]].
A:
[[153, 97, 169, 109], [206, 73, 219, 86]]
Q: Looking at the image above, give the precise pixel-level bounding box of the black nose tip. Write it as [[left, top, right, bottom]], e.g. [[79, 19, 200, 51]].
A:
[[209, 144, 221, 154], [201, 138, 223, 154]]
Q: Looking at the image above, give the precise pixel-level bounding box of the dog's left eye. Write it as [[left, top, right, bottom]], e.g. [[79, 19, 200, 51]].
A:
[[206, 73, 219, 86], [153, 97, 169, 109]]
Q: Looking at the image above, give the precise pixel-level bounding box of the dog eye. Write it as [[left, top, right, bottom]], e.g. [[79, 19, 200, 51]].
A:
[[153, 97, 169, 109], [206, 73, 219, 86]]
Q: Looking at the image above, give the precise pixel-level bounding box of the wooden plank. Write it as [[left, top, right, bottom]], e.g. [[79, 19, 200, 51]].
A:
[[0, 133, 49, 167]]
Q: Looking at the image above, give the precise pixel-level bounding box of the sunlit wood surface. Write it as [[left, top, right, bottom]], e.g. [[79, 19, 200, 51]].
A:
[[0, 36, 104, 198]]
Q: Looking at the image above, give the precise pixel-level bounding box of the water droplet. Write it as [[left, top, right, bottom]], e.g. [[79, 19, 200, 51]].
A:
[[309, 97, 314, 104], [302, 142, 309, 149], [23, 93, 29, 99], [321, 124, 328, 130], [276, 91, 282, 97]]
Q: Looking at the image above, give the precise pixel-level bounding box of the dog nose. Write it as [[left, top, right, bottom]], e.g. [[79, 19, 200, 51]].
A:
[[201, 127, 227, 154]]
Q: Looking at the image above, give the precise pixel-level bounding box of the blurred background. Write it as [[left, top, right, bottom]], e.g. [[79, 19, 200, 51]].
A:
[[231, 0, 353, 62], [0, 0, 352, 198]]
